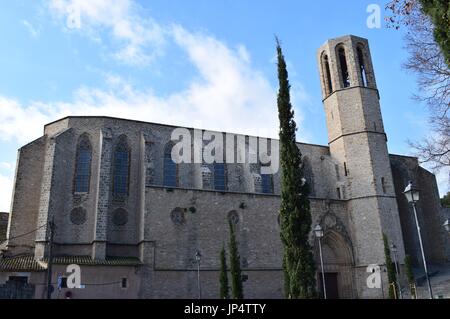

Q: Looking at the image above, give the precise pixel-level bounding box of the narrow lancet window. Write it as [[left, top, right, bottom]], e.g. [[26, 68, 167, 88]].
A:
[[338, 47, 350, 88], [74, 135, 92, 193], [322, 53, 333, 96], [163, 143, 178, 188], [113, 136, 130, 198], [213, 162, 227, 191], [357, 46, 368, 87]]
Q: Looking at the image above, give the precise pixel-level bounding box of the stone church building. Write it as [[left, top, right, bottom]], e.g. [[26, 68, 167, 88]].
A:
[[1, 35, 449, 299]]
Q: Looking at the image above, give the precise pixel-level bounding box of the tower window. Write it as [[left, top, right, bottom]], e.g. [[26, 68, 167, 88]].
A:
[[336, 187, 342, 199], [163, 143, 178, 188], [74, 134, 92, 193], [213, 162, 227, 191], [335, 164, 340, 181], [321, 53, 333, 96], [113, 136, 130, 199], [338, 47, 350, 88], [381, 177, 387, 194], [357, 46, 368, 87], [344, 162, 348, 176], [121, 278, 128, 288]]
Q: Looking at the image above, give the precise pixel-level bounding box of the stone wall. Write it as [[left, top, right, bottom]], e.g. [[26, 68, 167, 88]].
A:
[[0, 212, 8, 243], [391, 155, 450, 265]]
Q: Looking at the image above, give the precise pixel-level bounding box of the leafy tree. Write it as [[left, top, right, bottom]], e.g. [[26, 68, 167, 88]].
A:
[[276, 38, 316, 299], [383, 234, 398, 299], [219, 245, 230, 299], [404, 255, 417, 298], [441, 191, 450, 207], [228, 220, 243, 299], [420, 0, 450, 66], [386, 1, 450, 171]]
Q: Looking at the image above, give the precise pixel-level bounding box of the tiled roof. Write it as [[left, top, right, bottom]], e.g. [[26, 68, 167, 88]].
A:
[[0, 255, 142, 272], [0, 255, 46, 272]]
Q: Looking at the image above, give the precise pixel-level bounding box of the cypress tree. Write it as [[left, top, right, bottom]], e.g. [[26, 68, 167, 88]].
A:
[[219, 245, 230, 299], [383, 234, 398, 299], [228, 220, 243, 299], [404, 255, 416, 298], [276, 38, 316, 299]]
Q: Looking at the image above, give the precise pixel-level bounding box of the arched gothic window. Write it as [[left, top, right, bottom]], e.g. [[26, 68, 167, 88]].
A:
[[74, 134, 92, 193], [261, 172, 274, 194], [321, 53, 333, 96], [163, 143, 178, 187], [113, 136, 130, 199], [357, 46, 368, 87], [337, 46, 350, 88], [213, 162, 227, 191]]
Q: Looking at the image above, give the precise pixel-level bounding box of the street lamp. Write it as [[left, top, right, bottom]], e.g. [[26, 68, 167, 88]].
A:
[[443, 219, 450, 234], [390, 243, 402, 299], [314, 224, 327, 299], [195, 250, 202, 299], [403, 181, 433, 299]]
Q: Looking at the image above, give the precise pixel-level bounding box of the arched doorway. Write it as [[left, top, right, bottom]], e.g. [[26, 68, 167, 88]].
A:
[[315, 216, 355, 298]]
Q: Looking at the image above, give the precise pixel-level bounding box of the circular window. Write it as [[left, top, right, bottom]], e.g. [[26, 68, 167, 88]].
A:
[[171, 208, 185, 225], [228, 210, 239, 225], [70, 207, 86, 225], [112, 208, 128, 226]]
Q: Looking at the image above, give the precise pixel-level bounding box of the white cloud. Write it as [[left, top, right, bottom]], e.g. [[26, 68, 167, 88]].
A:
[[0, 172, 14, 213], [48, 0, 165, 65], [0, 25, 289, 143], [0, 97, 51, 144], [21, 20, 40, 38], [0, 162, 14, 171]]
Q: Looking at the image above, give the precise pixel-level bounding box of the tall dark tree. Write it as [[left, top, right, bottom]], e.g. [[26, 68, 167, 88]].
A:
[[383, 234, 398, 299], [404, 255, 417, 298], [219, 245, 230, 299], [276, 38, 316, 299], [441, 191, 450, 207], [228, 220, 243, 299]]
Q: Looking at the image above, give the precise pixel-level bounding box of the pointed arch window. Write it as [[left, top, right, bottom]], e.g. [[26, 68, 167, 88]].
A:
[[113, 136, 130, 199], [74, 134, 92, 193], [163, 143, 178, 187], [261, 171, 274, 194], [337, 46, 350, 88], [357, 46, 368, 87], [321, 53, 333, 96], [213, 162, 227, 191]]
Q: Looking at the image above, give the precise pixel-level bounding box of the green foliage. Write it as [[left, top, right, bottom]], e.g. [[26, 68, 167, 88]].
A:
[[441, 192, 450, 207], [219, 245, 230, 299], [228, 221, 243, 299], [276, 38, 316, 299], [419, 0, 450, 66], [383, 234, 398, 299], [404, 255, 416, 297]]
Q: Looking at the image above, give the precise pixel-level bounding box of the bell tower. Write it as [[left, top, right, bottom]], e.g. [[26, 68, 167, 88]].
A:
[[317, 35, 406, 298]]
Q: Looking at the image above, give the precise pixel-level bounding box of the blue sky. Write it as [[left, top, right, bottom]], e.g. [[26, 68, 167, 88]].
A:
[[0, 0, 446, 212]]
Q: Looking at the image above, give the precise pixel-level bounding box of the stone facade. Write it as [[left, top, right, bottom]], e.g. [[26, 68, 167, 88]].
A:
[[1, 35, 449, 299], [0, 213, 8, 243]]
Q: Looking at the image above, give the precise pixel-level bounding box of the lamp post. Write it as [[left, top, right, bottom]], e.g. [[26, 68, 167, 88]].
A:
[[195, 250, 202, 299], [390, 243, 402, 299], [314, 224, 327, 299], [403, 181, 433, 299]]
